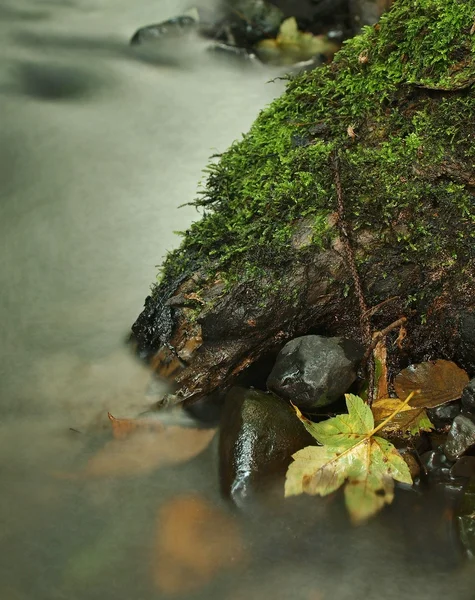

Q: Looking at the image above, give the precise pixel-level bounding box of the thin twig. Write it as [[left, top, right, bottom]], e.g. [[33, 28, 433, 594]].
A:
[[331, 152, 371, 340], [361, 317, 408, 366], [331, 151, 375, 401]]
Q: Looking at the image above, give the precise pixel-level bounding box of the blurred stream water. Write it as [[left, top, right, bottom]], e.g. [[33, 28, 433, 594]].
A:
[[0, 1, 474, 598]]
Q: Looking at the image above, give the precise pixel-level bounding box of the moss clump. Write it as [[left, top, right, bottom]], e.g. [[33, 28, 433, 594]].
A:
[[157, 0, 475, 297]]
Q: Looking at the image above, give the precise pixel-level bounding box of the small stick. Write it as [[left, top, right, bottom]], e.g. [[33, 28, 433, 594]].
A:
[[361, 317, 407, 367]]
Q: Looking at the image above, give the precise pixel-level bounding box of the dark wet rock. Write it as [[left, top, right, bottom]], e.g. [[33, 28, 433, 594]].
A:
[[420, 450, 465, 498], [219, 387, 315, 506], [451, 456, 475, 479], [427, 402, 461, 430], [267, 335, 364, 411], [219, 0, 284, 48], [444, 415, 475, 461], [271, 0, 391, 36], [130, 11, 199, 46], [420, 450, 453, 482], [461, 378, 475, 412]]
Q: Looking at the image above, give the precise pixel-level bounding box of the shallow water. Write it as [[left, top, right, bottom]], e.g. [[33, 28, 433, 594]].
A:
[[0, 1, 474, 598]]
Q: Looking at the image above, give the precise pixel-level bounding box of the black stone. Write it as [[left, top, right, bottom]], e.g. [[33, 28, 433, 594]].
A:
[[451, 456, 475, 479], [427, 402, 461, 429], [219, 387, 316, 507], [461, 378, 475, 412], [266, 335, 364, 411], [444, 415, 475, 461], [420, 450, 453, 481]]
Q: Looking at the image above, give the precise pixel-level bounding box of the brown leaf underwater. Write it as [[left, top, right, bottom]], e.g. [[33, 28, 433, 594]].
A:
[[80, 426, 216, 478], [152, 494, 244, 594]]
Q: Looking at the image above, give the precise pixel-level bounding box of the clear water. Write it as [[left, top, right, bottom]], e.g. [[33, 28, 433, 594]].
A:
[[0, 1, 474, 598]]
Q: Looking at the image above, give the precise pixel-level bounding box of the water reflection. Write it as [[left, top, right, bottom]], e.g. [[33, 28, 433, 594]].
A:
[[0, 0, 474, 599]]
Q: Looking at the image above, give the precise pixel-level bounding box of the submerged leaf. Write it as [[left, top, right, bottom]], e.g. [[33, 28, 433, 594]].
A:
[[108, 412, 164, 439], [395, 360, 469, 408], [287, 394, 412, 523], [152, 495, 244, 594], [371, 398, 433, 436], [80, 427, 216, 478]]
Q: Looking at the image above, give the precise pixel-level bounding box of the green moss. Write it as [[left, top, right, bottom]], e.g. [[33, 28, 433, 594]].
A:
[[156, 0, 475, 297]]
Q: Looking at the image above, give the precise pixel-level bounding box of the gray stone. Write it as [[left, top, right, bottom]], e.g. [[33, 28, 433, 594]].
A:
[[266, 335, 364, 411], [461, 378, 475, 412], [444, 415, 475, 461], [427, 402, 461, 429], [219, 387, 315, 507]]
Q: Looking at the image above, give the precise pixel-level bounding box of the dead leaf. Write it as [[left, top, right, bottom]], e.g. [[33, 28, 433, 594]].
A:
[[371, 398, 433, 436], [395, 359, 469, 408], [108, 412, 164, 439], [80, 427, 216, 478], [152, 495, 244, 594], [347, 125, 356, 138]]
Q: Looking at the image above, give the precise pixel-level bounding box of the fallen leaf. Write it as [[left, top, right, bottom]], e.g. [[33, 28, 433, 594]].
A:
[[152, 495, 244, 594], [371, 398, 433, 436], [107, 412, 164, 439], [256, 17, 338, 65], [80, 426, 216, 478], [395, 359, 469, 408], [286, 394, 412, 524]]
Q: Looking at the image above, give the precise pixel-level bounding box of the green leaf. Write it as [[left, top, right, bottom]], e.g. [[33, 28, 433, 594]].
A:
[[278, 17, 299, 43], [286, 394, 412, 524], [308, 393, 374, 447]]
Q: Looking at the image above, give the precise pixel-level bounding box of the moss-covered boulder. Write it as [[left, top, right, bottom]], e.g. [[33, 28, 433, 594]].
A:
[[131, 0, 475, 404]]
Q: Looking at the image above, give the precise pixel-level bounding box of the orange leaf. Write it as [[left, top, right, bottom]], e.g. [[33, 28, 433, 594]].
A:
[[152, 495, 244, 594], [108, 412, 164, 439], [80, 426, 216, 478], [395, 359, 469, 408]]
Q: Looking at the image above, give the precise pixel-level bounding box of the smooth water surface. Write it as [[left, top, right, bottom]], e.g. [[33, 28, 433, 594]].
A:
[[0, 1, 474, 598]]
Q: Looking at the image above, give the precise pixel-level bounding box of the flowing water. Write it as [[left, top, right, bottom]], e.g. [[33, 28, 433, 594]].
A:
[[0, 1, 474, 598]]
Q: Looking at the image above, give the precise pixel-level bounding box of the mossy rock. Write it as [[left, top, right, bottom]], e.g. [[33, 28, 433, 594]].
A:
[[132, 0, 475, 404]]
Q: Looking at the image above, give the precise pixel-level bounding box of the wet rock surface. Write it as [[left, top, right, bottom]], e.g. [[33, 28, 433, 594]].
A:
[[267, 335, 364, 410], [420, 450, 465, 498], [130, 10, 199, 46], [461, 378, 475, 412], [427, 402, 461, 430], [219, 387, 315, 506], [444, 415, 475, 461], [451, 456, 475, 479]]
